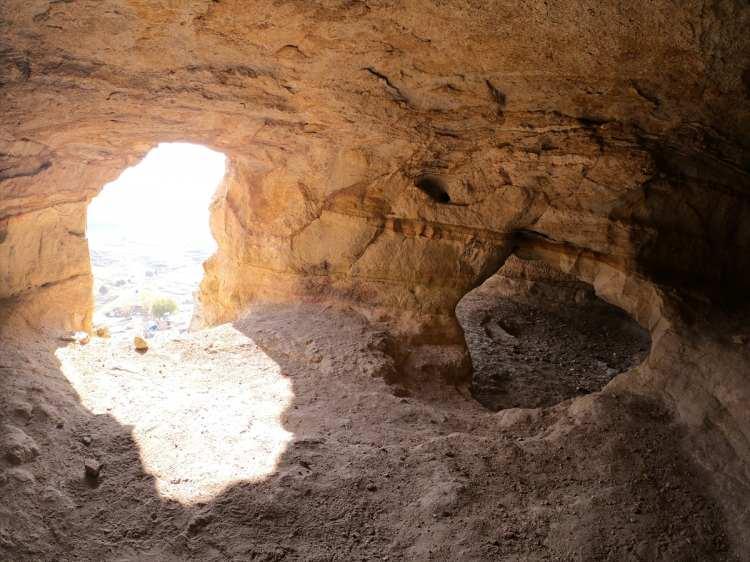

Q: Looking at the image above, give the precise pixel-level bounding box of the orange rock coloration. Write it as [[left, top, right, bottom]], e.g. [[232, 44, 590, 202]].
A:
[[1, 0, 749, 549]]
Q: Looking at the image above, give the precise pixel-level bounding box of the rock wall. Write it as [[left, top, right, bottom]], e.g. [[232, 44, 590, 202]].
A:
[[1, 0, 749, 540]]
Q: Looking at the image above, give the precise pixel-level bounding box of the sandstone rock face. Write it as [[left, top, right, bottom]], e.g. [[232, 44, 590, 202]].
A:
[[1, 0, 749, 547]]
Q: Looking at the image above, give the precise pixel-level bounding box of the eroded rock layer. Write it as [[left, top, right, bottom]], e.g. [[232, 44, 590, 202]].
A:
[[1, 0, 749, 551]]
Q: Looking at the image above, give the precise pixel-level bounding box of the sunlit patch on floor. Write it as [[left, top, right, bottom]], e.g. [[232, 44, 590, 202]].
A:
[[56, 325, 293, 504]]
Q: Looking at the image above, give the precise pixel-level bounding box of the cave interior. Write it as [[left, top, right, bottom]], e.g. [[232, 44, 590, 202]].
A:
[[1, 1, 749, 560]]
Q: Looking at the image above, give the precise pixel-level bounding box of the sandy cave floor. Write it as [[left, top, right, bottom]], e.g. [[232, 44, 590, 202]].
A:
[[0, 299, 736, 561]]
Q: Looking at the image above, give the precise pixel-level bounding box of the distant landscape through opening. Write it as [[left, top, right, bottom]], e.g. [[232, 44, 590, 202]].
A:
[[87, 143, 226, 341]]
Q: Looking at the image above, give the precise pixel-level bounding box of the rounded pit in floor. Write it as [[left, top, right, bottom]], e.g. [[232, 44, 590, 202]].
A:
[[456, 258, 651, 411]]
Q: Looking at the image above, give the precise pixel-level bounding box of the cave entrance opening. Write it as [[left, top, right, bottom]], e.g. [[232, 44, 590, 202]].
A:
[[456, 255, 651, 411], [86, 143, 226, 342]]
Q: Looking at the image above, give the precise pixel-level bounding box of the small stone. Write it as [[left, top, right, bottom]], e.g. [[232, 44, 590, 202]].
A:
[[187, 513, 212, 534], [392, 385, 411, 398], [502, 529, 518, 540], [2, 424, 40, 465], [81, 435, 92, 446], [41, 486, 75, 509], [60, 331, 90, 344], [5, 467, 35, 483], [134, 336, 149, 352], [84, 458, 103, 479], [94, 325, 110, 338], [10, 399, 33, 421]]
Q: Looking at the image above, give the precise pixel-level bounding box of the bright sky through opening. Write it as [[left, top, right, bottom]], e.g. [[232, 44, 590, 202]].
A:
[[88, 143, 225, 252], [87, 143, 226, 337]]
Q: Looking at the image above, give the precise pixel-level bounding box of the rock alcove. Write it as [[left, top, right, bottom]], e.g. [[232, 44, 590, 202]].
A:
[[457, 255, 651, 411], [1, 1, 749, 560]]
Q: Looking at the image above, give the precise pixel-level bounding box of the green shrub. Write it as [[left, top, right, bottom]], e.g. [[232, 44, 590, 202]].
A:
[[151, 297, 178, 318]]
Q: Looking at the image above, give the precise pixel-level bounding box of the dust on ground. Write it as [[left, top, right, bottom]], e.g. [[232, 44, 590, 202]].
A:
[[0, 297, 735, 561]]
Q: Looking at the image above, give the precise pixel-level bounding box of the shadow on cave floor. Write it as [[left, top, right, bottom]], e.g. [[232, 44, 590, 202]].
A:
[[457, 271, 651, 411], [0, 303, 734, 561]]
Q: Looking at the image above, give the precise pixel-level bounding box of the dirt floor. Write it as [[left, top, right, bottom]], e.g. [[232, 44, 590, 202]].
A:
[[0, 297, 737, 561]]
